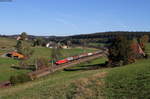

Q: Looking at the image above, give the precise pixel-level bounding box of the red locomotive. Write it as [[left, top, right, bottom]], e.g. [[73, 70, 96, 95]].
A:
[[55, 59, 68, 65]]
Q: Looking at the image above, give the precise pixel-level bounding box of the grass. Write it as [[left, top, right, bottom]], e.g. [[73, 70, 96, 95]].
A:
[[0, 37, 16, 55], [0, 37, 16, 48], [88, 42, 105, 47], [64, 58, 150, 99], [0, 37, 31, 55], [146, 43, 150, 55], [0, 38, 149, 98], [65, 57, 107, 70], [0, 37, 97, 82], [31, 47, 97, 60], [104, 59, 150, 99], [0, 57, 107, 99], [0, 37, 33, 82], [0, 45, 97, 82], [1, 43, 149, 99], [1, 58, 150, 99], [0, 58, 31, 82]]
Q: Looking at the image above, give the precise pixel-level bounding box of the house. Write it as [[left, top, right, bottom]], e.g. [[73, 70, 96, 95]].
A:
[[46, 42, 69, 49], [61, 45, 68, 49], [6, 52, 25, 59], [46, 42, 55, 48], [16, 36, 28, 41], [131, 43, 145, 56], [16, 36, 21, 40]]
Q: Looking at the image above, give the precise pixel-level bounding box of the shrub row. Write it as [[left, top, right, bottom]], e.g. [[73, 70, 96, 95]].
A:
[[10, 73, 31, 85]]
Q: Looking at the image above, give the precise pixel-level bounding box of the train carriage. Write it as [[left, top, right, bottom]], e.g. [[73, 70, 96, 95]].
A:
[[67, 57, 74, 61], [87, 52, 93, 56], [73, 55, 79, 60]]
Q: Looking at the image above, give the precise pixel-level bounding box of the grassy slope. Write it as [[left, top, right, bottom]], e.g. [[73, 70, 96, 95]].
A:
[[103, 43, 150, 99], [146, 43, 150, 55], [0, 58, 107, 99], [31, 47, 97, 60], [104, 59, 150, 98], [0, 37, 16, 54], [1, 58, 150, 99], [0, 37, 149, 98], [0, 37, 97, 82], [0, 44, 97, 82], [0, 37, 32, 82], [0, 37, 31, 54], [0, 37, 30, 81], [0, 58, 31, 82]]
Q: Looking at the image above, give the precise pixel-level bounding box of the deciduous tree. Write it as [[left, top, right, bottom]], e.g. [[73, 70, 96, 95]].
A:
[[108, 35, 134, 66]]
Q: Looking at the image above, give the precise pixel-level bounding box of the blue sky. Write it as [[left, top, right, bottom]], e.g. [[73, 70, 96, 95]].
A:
[[0, 0, 150, 36]]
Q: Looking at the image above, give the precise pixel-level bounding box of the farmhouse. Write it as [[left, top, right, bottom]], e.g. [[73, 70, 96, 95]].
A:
[[6, 51, 25, 59], [46, 42, 69, 49]]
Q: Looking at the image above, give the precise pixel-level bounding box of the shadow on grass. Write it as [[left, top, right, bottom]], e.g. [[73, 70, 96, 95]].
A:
[[64, 63, 106, 71], [11, 65, 35, 71]]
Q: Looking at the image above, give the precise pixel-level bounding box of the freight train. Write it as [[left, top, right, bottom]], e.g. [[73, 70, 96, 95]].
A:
[[55, 50, 103, 65]]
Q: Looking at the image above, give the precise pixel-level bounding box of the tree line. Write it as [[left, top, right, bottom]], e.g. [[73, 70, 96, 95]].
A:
[[107, 35, 149, 67]]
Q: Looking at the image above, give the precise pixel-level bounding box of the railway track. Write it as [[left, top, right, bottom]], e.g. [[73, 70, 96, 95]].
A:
[[0, 81, 11, 88], [28, 51, 106, 80], [0, 50, 107, 88]]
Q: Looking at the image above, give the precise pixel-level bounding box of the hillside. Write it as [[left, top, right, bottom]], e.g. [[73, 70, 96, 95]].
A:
[[69, 31, 150, 39], [0, 37, 16, 54], [0, 58, 107, 98], [0, 37, 149, 99], [0, 37, 31, 55], [0, 45, 97, 82], [0, 56, 150, 98], [2, 31, 150, 41]]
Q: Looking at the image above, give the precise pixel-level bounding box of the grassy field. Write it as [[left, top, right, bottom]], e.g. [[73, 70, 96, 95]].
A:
[[31, 47, 97, 60], [0, 37, 31, 55], [88, 42, 105, 47], [0, 37, 28, 81], [0, 58, 31, 82], [0, 46, 97, 82], [0, 57, 150, 99], [0, 37, 149, 98], [0, 37, 16, 55], [0, 37, 97, 82], [146, 43, 150, 55], [0, 58, 107, 99], [104, 59, 150, 99]]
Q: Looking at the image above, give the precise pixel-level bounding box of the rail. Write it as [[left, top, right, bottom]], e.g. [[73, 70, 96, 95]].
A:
[[28, 51, 106, 80]]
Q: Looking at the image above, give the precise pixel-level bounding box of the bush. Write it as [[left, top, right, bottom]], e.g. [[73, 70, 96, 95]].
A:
[[19, 60, 29, 67], [10, 73, 31, 85], [34, 57, 49, 70]]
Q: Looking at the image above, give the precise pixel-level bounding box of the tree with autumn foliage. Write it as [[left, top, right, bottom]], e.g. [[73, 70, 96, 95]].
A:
[[139, 35, 149, 54], [139, 35, 150, 58], [108, 36, 134, 67], [130, 38, 145, 59]]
